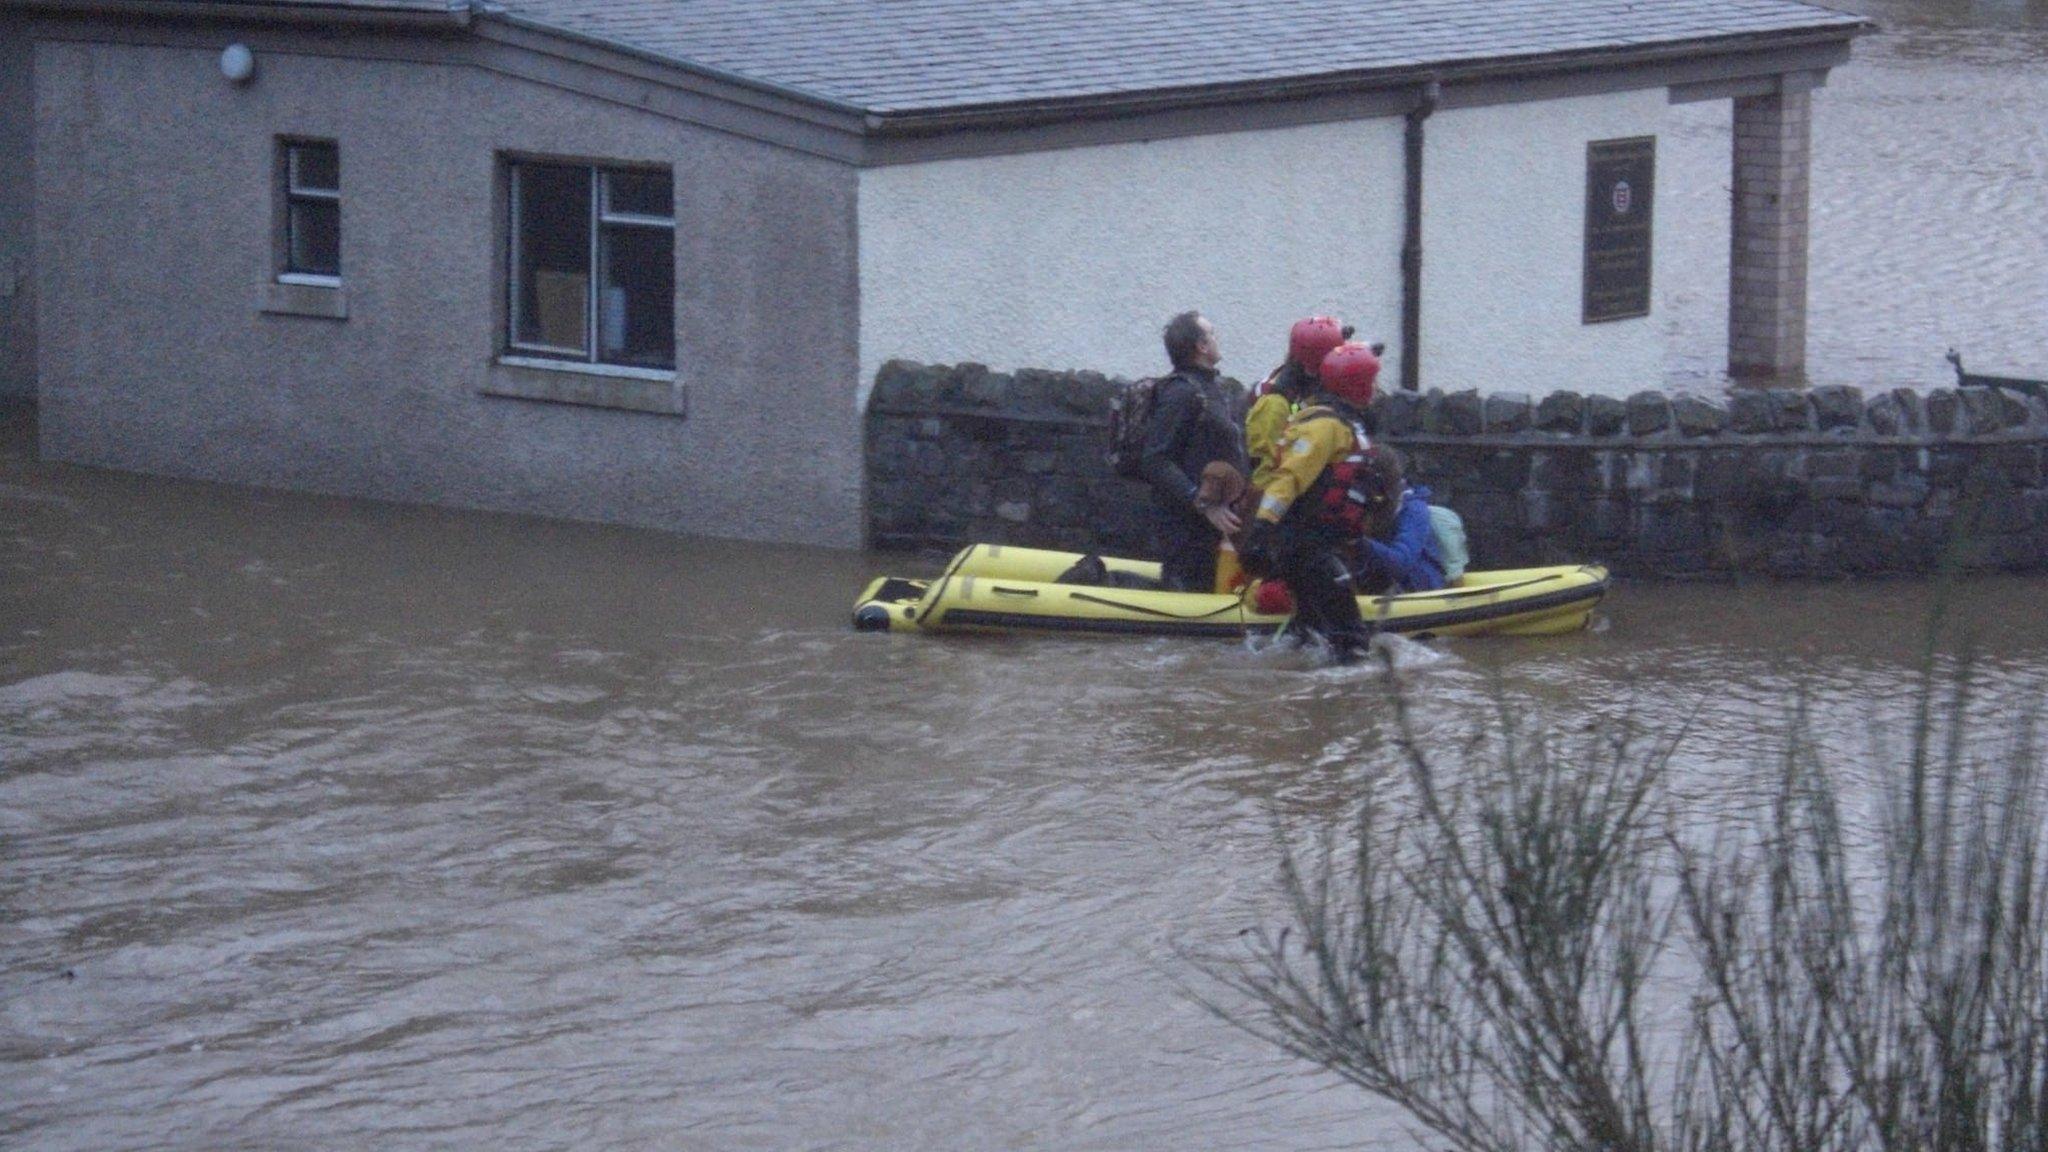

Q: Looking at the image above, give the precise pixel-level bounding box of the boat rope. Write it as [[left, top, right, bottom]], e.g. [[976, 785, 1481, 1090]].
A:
[[1066, 591, 1259, 621], [1383, 572, 1564, 604], [914, 545, 981, 626]]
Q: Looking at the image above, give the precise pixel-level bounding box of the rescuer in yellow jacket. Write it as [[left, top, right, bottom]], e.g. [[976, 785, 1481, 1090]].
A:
[[1246, 316, 1347, 491], [1217, 315, 1347, 595], [1238, 342, 1390, 664]]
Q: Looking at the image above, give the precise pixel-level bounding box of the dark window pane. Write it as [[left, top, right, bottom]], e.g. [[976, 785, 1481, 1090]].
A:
[[599, 224, 674, 368], [290, 143, 338, 192], [287, 198, 340, 275], [604, 169, 672, 219], [513, 164, 591, 353]]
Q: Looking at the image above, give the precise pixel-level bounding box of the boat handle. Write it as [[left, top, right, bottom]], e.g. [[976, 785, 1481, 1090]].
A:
[[991, 585, 1039, 598]]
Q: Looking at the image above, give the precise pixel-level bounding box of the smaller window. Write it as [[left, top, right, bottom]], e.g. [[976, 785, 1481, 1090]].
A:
[[283, 140, 340, 279]]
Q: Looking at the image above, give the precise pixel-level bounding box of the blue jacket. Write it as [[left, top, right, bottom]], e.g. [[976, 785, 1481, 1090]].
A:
[[1355, 486, 1447, 592]]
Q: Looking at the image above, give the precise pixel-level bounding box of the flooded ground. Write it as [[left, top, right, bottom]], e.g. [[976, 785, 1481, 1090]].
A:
[[1660, 0, 2048, 390], [8, 2, 2048, 1148], [5, 394, 2048, 1151]]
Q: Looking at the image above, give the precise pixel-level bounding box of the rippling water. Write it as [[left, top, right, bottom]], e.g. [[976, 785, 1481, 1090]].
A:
[[1660, 0, 2048, 390], [9, 5, 2048, 1147], [5, 397, 2047, 1150]]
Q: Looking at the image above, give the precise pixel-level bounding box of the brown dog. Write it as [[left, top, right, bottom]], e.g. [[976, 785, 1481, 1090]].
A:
[[1197, 461, 1247, 513]]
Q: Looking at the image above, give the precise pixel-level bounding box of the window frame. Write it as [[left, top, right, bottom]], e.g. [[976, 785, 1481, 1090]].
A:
[[279, 138, 341, 285], [505, 159, 676, 372]]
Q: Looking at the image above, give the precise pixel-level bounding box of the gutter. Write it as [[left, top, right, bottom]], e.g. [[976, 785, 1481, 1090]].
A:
[[0, 0, 474, 28], [857, 25, 1872, 137]]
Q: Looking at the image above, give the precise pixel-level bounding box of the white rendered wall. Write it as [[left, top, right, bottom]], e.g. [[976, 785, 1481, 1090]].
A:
[[1422, 89, 1669, 399], [857, 119, 1406, 406]]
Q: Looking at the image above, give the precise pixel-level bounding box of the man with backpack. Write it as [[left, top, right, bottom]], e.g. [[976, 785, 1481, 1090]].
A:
[[1134, 311, 1249, 592], [1238, 341, 1386, 664]]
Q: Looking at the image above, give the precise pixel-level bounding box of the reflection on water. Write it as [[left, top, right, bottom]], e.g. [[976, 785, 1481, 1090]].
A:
[[1660, 0, 2048, 391], [7, 5, 2048, 1146]]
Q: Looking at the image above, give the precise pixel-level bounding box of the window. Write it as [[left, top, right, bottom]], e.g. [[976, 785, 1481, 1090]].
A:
[[508, 161, 675, 371], [281, 140, 340, 281]]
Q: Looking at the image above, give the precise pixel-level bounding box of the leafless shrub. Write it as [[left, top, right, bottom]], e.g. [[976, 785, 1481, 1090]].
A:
[[1676, 654, 2048, 1152], [1191, 648, 1684, 1152], [1196, 637, 2048, 1152]]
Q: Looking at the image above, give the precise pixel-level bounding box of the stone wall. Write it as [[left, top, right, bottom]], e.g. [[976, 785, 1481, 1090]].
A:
[[865, 359, 2048, 578]]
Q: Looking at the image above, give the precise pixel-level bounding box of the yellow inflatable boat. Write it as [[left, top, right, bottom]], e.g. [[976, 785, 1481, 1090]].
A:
[[853, 544, 1608, 640]]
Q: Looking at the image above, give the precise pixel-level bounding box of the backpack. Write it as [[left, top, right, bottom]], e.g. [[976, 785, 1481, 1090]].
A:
[[1428, 504, 1470, 580], [1106, 375, 1164, 479]]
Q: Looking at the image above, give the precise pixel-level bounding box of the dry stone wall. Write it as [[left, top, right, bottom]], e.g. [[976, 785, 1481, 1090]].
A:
[[864, 359, 2048, 578]]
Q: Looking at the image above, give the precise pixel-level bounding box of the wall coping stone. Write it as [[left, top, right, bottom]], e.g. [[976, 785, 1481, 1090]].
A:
[[1587, 395, 1627, 436], [1812, 384, 1865, 430], [1483, 392, 1533, 433], [1536, 391, 1585, 433], [1427, 389, 1485, 436], [1673, 394, 1728, 437], [1380, 391, 1425, 435], [1626, 391, 1672, 436], [1927, 388, 1963, 434]]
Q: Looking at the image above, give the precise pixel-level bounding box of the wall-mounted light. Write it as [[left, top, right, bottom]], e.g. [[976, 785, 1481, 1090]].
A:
[[220, 43, 256, 85]]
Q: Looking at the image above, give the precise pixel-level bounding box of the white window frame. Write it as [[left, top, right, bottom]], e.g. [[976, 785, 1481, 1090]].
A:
[[506, 162, 675, 371]]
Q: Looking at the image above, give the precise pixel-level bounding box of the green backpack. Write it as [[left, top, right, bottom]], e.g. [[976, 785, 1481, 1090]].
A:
[[1428, 504, 1470, 581]]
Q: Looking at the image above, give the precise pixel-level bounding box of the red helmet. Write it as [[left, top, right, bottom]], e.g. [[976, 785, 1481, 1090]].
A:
[[1319, 342, 1381, 407], [1287, 316, 1346, 374]]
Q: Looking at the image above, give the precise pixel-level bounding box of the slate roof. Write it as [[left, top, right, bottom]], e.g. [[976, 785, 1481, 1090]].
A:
[[17, 0, 1868, 116], [480, 0, 1870, 115]]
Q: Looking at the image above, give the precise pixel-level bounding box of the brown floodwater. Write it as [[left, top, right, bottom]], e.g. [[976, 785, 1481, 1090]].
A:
[[6, 409, 2048, 1151], [1661, 0, 2048, 390], [6, 3, 2048, 1148]]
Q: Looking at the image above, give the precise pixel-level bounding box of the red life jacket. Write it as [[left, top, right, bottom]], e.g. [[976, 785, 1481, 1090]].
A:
[[1293, 409, 1378, 539]]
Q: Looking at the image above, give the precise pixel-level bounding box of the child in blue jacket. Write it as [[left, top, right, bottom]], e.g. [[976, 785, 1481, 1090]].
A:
[[1351, 450, 1449, 594]]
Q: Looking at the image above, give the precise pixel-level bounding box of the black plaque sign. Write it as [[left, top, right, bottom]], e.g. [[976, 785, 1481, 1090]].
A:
[[1583, 136, 1656, 323]]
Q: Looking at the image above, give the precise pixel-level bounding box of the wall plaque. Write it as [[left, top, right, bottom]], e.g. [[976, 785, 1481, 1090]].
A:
[[1583, 136, 1656, 324]]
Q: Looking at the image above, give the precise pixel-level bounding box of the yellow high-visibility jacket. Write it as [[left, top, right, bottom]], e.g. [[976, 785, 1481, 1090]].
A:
[[1255, 406, 1362, 525], [1244, 390, 1296, 491]]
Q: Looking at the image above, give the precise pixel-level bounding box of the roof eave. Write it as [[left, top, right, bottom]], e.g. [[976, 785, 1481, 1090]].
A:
[[0, 0, 473, 29], [481, 7, 868, 120], [860, 22, 1874, 138]]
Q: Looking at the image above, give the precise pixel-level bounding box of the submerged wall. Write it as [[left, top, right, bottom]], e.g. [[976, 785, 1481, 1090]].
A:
[[865, 360, 2048, 578]]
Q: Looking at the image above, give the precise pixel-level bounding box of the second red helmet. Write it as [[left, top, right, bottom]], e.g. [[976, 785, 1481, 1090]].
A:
[[1319, 342, 1381, 408], [1287, 316, 1346, 374]]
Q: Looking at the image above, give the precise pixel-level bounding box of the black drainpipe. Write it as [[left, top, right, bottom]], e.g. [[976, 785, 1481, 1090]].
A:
[[1400, 78, 1441, 392]]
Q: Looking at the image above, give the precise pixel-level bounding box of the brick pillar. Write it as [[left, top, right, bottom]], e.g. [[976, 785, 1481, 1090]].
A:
[[1728, 87, 1811, 384]]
